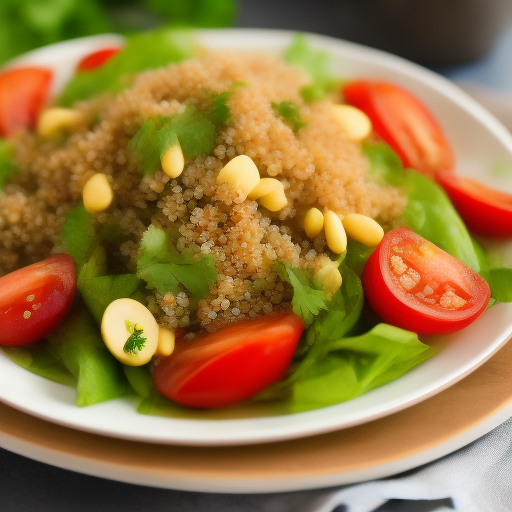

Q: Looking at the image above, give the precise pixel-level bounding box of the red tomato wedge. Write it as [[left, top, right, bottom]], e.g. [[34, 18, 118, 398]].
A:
[[0, 67, 53, 138], [437, 171, 512, 238], [362, 227, 490, 335], [77, 48, 121, 72], [0, 254, 77, 346], [343, 80, 454, 179], [153, 312, 305, 408]]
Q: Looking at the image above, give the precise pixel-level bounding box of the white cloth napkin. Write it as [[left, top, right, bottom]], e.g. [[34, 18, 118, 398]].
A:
[[186, 417, 511, 512]]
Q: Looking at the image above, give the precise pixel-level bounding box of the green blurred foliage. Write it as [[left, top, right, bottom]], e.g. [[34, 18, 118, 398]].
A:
[[0, 0, 237, 66]]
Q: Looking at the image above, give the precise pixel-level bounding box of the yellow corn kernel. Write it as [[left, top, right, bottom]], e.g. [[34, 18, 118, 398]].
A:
[[83, 173, 114, 213], [331, 104, 372, 142], [155, 327, 175, 357], [342, 213, 384, 246], [248, 178, 283, 200], [37, 108, 81, 138], [324, 210, 347, 254], [303, 207, 324, 238], [161, 142, 184, 178], [216, 155, 260, 200], [314, 260, 343, 297], [258, 187, 288, 212]]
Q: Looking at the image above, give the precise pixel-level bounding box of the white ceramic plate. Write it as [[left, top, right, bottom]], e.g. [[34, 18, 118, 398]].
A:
[[1, 30, 512, 446]]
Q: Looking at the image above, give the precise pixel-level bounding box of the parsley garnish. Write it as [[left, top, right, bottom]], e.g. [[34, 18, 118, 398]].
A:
[[123, 321, 147, 354]]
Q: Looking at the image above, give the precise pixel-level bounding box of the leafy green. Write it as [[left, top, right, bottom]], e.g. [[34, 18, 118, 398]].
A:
[[363, 141, 406, 187], [144, 0, 237, 28], [137, 224, 217, 299], [272, 101, 306, 133], [486, 268, 512, 302], [403, 170, 481, 272], [0, 0, 112, 67], [129, 106, 217, 176], [2, 341, 75, 386], [0, 139, 17, 190], [205, 90, 233, 126], [60, 203, 97, 270], [59, 28, 196, 106], [77, 246, 145, 324], [291, 324, 432, 411], [283, 33, 339, 102], [47, 305, 125, 407], [274, 261, 328, 327], [363, 141, 484, 273]]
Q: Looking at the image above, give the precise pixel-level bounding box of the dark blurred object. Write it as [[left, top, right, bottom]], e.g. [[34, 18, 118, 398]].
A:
[[237, 0, 512, 66]]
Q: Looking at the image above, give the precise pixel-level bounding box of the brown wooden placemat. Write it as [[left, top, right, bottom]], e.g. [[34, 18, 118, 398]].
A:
[[0, 339, 511, 484]]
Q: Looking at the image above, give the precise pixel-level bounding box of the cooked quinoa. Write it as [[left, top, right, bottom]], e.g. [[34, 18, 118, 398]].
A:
[[0, 51, 406, 333]]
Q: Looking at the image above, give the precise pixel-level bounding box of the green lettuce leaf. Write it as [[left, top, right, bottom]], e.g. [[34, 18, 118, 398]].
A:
[[283, 33, 339, 102], [0, 139, 17, 190], [403, 170, 481, 272], [78, 246, 146, 324], [291, 324, 432, 411], [59, 28, 196, 106], [60, 203, 97, 270], [47, 305, 126, 407], [2, 342, 75, 386]]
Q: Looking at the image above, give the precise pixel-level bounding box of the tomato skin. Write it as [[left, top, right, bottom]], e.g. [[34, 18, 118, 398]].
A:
[[0, 254, 77, 346], [76, 48, 121, 72], [153, 312, 305, 408], [343, 80, 454, 179], [437, 171, 512, 238], [0, 67, 53, 137], [362, 228, 490, 335]]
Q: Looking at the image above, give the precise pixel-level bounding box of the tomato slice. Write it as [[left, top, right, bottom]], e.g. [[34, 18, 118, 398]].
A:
[[153, 312, 305, 408], [362, 227, 490, 335], [343, 80, 454, 179], [0, 67, 53, 138], [0, 254, 77, 346], [76, 48, 121, 72], [437, 171, 512, 238]]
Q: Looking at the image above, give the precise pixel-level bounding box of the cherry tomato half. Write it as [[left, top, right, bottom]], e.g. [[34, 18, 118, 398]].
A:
[[343, 80, 454, 179], [153, 312, 305, 408], [362, 227, 490, 335], [0, 67, 53, 138], [437, 171, 512, 238], [76, 48, 121, 72], [0, 254, 77, 346]]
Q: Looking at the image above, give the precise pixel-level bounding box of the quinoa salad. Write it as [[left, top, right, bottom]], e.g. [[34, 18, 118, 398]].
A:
[[0, 29, 509, 414]]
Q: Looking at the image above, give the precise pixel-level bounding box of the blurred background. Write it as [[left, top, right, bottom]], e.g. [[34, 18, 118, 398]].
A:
[[2, 0, 512, 68]]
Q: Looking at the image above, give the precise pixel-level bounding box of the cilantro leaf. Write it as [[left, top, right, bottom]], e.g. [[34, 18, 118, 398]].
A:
[[283, 34, 340, 103], [137, 225, 217, 299], [274, 261, 328, 326], [272, 101, 306, 133], [0, 139, 17, 190], [60, 203, 97, 270]]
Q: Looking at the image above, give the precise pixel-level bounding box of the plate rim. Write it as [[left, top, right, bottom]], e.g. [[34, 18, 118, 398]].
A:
[[1, 28, 512, 446]]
